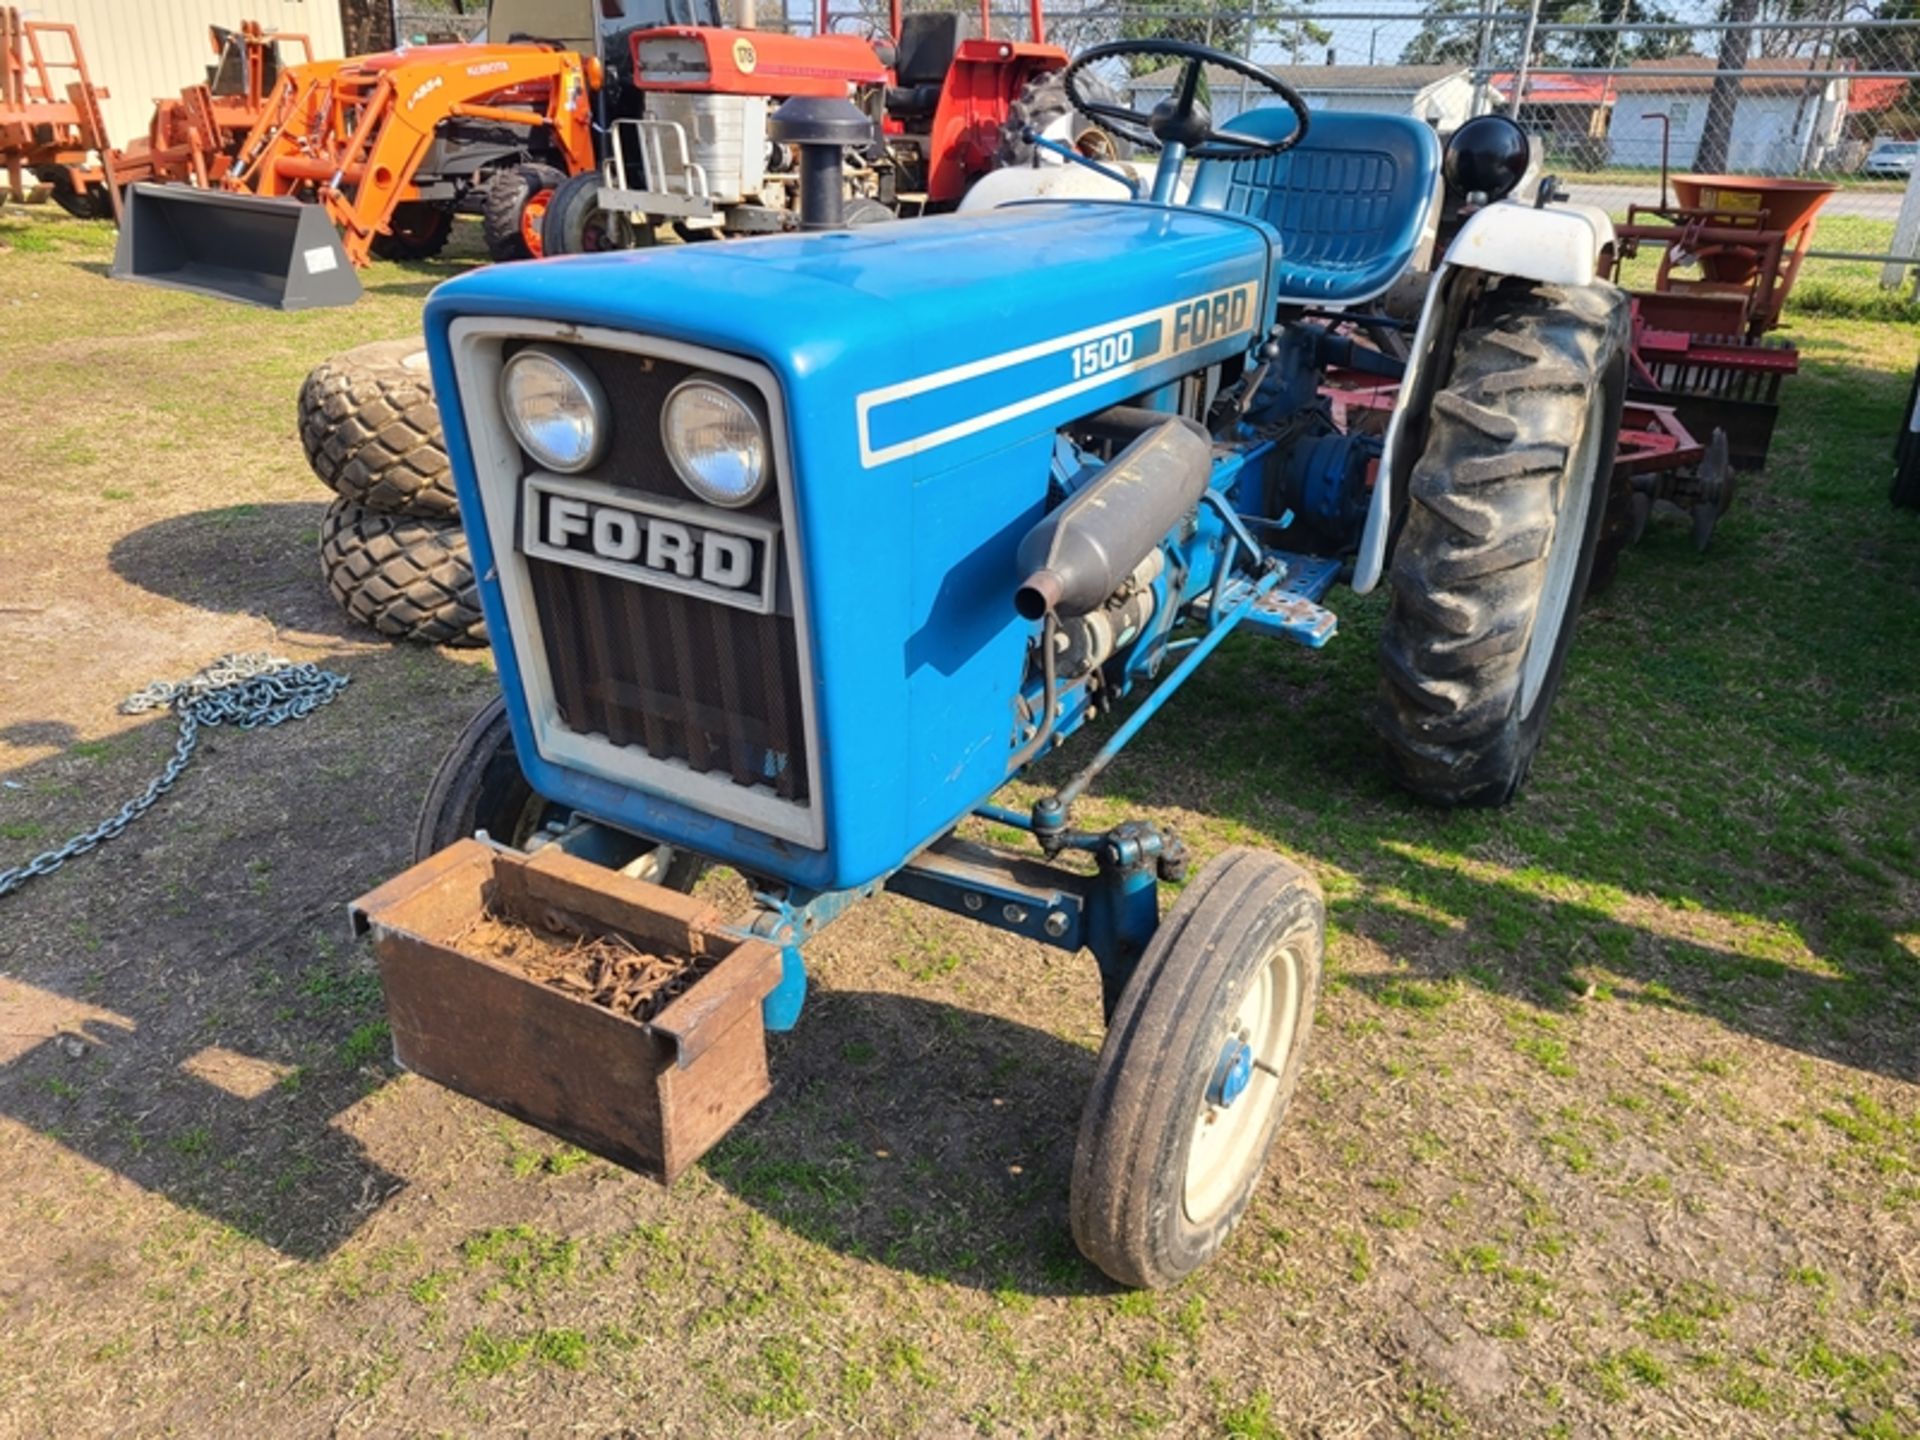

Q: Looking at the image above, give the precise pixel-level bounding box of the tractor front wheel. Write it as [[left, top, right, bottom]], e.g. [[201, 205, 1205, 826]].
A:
[[541, 170, 649, 256], [482, 163, 568, 262], [415, 696, 707, 893], [1071, 849, 1323, 1289], [1375, 278, 1628, 808]]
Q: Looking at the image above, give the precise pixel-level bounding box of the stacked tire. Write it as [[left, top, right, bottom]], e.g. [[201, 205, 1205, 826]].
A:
[[299, 339, 487, 648]]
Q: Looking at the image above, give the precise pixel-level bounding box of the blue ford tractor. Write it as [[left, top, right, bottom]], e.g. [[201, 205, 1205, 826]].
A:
[[376, 38, 1628, 1288]]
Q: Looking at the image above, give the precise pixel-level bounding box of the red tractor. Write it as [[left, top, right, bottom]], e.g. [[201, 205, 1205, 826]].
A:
[[542, 0, 1114, 253]]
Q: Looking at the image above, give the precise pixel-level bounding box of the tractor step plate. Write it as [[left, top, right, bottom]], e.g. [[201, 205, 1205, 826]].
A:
[[1219, 555, 1340, 649]]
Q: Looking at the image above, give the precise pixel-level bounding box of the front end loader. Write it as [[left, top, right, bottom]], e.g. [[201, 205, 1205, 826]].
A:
[[355, 38, 1628, 1287]]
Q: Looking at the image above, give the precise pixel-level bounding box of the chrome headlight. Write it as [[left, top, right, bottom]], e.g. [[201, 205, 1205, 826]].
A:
[[661, 377, 769, 509], [501, 345, 608, 474]]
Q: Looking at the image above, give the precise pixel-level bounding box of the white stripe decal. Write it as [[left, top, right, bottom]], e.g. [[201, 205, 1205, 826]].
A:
[[856, 282, 1257, 468]]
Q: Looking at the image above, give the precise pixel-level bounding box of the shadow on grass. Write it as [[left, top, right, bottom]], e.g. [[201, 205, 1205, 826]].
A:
[[703, 989, 1114, 1299], [108, 501, 349, 641], [1072, 356, 1920, 1084], [5, 502, 496, 1257], [0, 705, 407, 1260]]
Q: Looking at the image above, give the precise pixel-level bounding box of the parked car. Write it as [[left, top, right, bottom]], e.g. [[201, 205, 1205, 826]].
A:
[[1862, 137, 1918, 179]]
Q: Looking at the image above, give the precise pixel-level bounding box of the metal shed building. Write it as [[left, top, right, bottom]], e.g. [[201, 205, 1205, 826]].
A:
[[14, 1, 344, 158]]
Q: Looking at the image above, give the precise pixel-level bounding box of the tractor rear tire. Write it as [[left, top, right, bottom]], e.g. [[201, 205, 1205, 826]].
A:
[[996, 69, 1130, 169], [541, 169, 650, 255], [370, 201, 454, 261], [319, 498, 486, 648], [415, 695, 708, 890], [46, 168, 110, 219], [298, 339, 457, 519], [483, 162, 567, 262], [1375, 278, 1628, 808], [1071, 849, 1323, 1290]]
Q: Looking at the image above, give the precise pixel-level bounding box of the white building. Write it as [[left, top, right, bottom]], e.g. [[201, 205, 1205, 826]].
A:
[[13, 1, 344, 156], [1128, 63, 1476, 132], [1605, 56, 1862, 175]]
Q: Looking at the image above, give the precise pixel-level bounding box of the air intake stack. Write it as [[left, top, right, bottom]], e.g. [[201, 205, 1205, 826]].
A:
[[767, 96, 876, 231]]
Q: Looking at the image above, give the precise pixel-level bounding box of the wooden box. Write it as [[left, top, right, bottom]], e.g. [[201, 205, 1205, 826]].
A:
[[350, 840, 781, 1182]]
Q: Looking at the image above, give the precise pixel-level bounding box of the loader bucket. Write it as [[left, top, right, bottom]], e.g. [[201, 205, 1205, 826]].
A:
[[109, 184, 361, 310]]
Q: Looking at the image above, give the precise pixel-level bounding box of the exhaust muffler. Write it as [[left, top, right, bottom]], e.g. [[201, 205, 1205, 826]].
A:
[[1015, 417, 1213, 620]]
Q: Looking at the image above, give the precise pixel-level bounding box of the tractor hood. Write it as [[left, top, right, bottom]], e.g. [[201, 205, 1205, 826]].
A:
[[422, 203, 1275, 891], [426, 202, 1273, 483]]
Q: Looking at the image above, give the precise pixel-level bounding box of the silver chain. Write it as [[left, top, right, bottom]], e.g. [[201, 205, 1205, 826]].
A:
[[0, 652, 350, 900]]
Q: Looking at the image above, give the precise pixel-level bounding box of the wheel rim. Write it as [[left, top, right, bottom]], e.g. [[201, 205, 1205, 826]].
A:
[[580, 209, 631, 253], [1518, 388, 1605, 718], [522, 188, 553, 257], [1183, 939, 1306, 1227]]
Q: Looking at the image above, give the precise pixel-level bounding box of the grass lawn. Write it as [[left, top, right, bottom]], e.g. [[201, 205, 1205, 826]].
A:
[[0, 204, 1917, 1437]]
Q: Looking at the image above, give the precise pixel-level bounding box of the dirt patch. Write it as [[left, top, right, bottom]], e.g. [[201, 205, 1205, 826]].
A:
[[457, 915, 716, 1024]]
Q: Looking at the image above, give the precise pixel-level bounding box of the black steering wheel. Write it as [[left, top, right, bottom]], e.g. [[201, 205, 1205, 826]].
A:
[[1062, 39, 1310, 162]]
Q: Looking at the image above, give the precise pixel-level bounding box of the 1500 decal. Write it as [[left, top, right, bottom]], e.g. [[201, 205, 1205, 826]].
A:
[[856, 280, 1260, 468]]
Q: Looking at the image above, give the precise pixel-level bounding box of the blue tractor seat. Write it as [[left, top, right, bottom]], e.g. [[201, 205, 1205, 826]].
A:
[[1187, 108, 1442, 307]]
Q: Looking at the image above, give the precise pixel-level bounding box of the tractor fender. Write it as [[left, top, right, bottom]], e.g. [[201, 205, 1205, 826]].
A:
[[1350, 201, 1617, 595], [1439, 200, 1615, 289]]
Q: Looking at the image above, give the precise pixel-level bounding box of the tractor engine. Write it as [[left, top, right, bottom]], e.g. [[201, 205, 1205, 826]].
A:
[[619, 27, 893, 230]]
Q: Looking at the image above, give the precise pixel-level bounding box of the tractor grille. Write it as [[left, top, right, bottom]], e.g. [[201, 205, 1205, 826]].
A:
[[495, 337, 811, 813], [525, 558, 809, 802]]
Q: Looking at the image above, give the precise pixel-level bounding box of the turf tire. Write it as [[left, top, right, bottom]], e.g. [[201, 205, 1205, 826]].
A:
[[482, 162, 567, 262], [996, 69, 1129, 168], [319, 497, 486, 648], [415, 696, 707, 890], [1071, 849, 1323, 1290], [1376, 278, 1629, 807], [298, 339, 456, 518]]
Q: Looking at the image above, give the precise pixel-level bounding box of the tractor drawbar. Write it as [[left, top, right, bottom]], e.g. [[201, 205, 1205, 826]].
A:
[[1014, 417, 1212, 620]]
